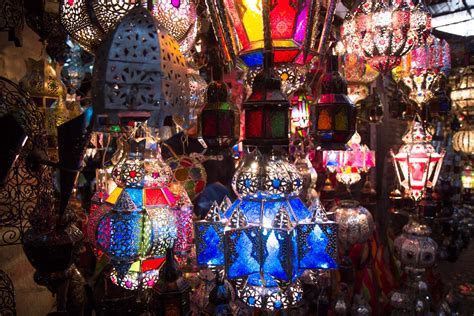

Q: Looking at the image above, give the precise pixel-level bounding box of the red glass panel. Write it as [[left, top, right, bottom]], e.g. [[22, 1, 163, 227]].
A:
[[142, 257, 166, 272], [269, 0, 297, 39], [202, 111, 218, 137], [145, 188, 168, 206], [273, 50, 299, 63], [219, 111, 233, 136], [225, 0, 251, 49], [245, 110, 263, 138]]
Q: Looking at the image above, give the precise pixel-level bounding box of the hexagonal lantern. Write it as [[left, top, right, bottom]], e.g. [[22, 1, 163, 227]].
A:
[[92, 6, 190, 128], [194, 150, 338, 311]]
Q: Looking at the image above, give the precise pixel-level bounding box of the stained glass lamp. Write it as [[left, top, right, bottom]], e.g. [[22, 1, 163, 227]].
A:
[[205, 0, 322, 67], [391, 117, 445, 201], [199, 81, 240, 153], [194, 151, 338, 310], [341, 0, 431, 73], [310, 57, 357, 150], [461, 164, 474, 190], [243, 71, 290, 148], [93, 135, 180, 290], [322, 131, 375, 187]]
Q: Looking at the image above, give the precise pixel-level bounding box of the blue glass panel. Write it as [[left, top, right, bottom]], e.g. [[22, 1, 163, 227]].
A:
[[291, 229, 300, 280], [125, 188, 143, 208], [262, 230, 287, 281], [262, 200, 290, 226], [227, 230, 260, 279], [247, 273, 262, 286], [238, 200, 262, 224], [288, 197, 312, 222], [196, 223, 225, 266], [241, 52, 263, 67], [299, 224, 337, 269], [224, 199, 241, 219]]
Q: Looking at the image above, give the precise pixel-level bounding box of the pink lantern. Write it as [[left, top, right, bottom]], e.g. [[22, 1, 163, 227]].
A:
[[391, 118, 445, 201], [322, 131, 375, 186]]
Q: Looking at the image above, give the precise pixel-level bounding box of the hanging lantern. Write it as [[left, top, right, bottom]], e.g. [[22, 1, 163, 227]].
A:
[[461, 164, 474, 190], [293, 152, 318, 202], [59, 0, 139, 52], [92, 133, 181, 290], [194, 151, 338, 311], [205, 0, 322, 67], [341, 0, 431, 73], [20, 57, 66, 109], [394, 216, 437, 270], [92, 6, 190, 128], [331, 200, 374, 247], [311, 57, 357, 150], [401, 70, 436, 107], [391, 117, 445, 201], [199, 81, 240, 153], [322, 131, 375, 187], [452, 124, 474, 155], [0, 0, 24, 46], [145, 0, 198, 53], [61, 38, 85, 94], [166, 155, 207, 200], [243, 72, 290, 148], [290, 88, 313, 136], [450, 66, 474, 110]]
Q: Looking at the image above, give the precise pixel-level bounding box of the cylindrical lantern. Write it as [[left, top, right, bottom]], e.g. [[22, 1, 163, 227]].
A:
[[199, 81, 240, 153], [311, 57, 356, 150], [450, 66, 473, 110], [461, 164, 474, 190], [205, 0, 322, 67]]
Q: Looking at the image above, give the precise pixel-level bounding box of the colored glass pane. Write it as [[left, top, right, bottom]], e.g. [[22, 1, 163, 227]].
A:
[[335, 108, 348, 130], [246, 110, 263, 138], [273, 50, 299, 63], [317, 109, 332, 130], [125, 188, 143, 208], [145, 188, 169, 206], [202, 111, 218, 137], [219, 111, 233, 136], [263, 230, 287, 281], [240, 0, 263, 43], [106, 187, 123, 205], [269, 0, 297, 39], [241, 52, 264, 67], [270, 111, 285, 138], [294, 2, 308, 42]]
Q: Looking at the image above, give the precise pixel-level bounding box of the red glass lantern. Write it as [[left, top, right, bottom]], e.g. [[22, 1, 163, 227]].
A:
[[243, 71, 290, 148], [205, 0, 324, 67], [310, 57, 356, 150], [341, 0, 431, 73], [391, 117, 445, 201], [199, 81, 240, 153]]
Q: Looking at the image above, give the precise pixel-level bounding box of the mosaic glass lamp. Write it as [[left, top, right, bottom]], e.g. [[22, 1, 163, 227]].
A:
[[322, 131, 375, 186], [461, 164, 474, 190], [205, 0, 322, 67], [93, 135, 180, 290], [341, 0, 431, 73], [199, 81, 240, 153], [391, 116, 445, 201], [194, 150, 338, 310]]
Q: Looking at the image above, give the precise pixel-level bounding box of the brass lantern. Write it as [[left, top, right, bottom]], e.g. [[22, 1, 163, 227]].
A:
[[452, 124, 474, 155]]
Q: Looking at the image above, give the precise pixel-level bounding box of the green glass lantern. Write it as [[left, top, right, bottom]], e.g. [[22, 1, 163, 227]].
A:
[[199, 81, 240, 153]]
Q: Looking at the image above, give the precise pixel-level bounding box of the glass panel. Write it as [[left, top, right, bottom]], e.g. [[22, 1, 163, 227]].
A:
[[246, 110, 263, 138]]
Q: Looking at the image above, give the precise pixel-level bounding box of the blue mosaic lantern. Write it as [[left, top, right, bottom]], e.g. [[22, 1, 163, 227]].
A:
[[194, 150, 338, 310]]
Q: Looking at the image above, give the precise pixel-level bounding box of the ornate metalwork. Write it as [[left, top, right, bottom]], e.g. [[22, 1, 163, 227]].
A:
[[0, 269, 16, 315], [0, 77, 50, 246], [0, 0, 24, 47], [92, 6, 190, 128]]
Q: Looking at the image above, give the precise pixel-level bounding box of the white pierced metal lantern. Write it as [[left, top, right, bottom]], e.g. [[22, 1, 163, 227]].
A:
[[92, 6, 190, 128]]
